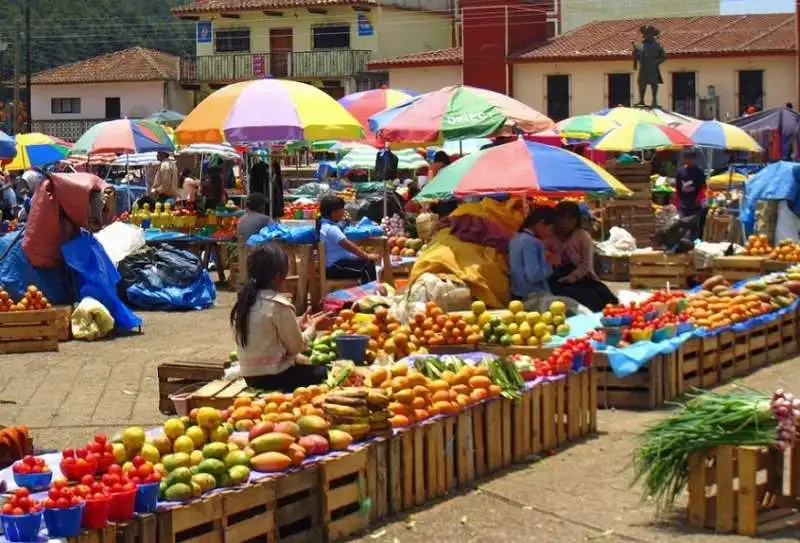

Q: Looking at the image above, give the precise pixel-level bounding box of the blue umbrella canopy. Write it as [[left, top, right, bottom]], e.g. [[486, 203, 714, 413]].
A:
[[146, 109, 187, 123], [0, 131, 17, 160]]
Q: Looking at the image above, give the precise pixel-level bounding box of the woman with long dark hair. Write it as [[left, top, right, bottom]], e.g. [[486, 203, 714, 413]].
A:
[[230, 244, 329, 391], [547, 201, 618, 312], [317, 195, 378, 284]]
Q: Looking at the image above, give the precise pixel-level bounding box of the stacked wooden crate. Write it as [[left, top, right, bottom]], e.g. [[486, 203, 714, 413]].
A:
[[604, 163, 655, 248]]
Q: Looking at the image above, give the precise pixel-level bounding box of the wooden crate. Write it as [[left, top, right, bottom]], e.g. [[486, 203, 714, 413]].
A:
[[703, 214, 732, 243], [157, 494, 224, 543], [319, 449, 369, 542], [629, 251, 693, 290], [605, 163, 653, 203], [687, 445, 800, 536], [53, 305, 72, 342], [186, 378, 252, 412], [0, 308, 58, 354], [595, 254, 629, 282], [563, 370, 597, 441], [679, 337, 721, 390], [365, 437, 391, 523], [765, 259, 790, 273], [220, 480, 276, 543], [595, 351, 679, 409], [157, 359, 230, 415], [598, 202, 655, 248], [274, 465, 322, 543], [113, 514, 158, 543], [712, 256, 768, 283], [66, 525, 117, 543]]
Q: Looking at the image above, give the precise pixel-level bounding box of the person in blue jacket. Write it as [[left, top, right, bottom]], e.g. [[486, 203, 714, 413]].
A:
[[509, 206, 559, 300]]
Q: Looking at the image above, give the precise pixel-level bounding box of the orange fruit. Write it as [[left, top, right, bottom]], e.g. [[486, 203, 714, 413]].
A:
[[390, 415, 410, 428]]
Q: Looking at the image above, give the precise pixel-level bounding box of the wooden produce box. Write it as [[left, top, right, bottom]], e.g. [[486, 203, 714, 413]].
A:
[[185, 378, 252, 412], [0, 308, 59, 354], [702, 214, 732, 243], [629, 251, 694, 290], [319, 449, 370, 542], [605, 163, 653, 204], [765, 259, 791, 273], [112, 514, 157, 543], [594, 351, 680, 409], [65, 525, 116, 543], [274, 466, 322, 542], [687, 445, 800, 536], [53, 305, 72, 342], [598, 202, 655, 249], [712, 256, 768, 283], [157, 359, 231, 415], [595, 254, 630, 282]]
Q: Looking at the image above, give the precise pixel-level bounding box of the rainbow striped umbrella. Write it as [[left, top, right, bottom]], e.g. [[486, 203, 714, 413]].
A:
[[368, 85, 553, 145], [415, 139, 631, 201], [676, 120, 762, 152], [339, 88, 416, 145], [71, 119, 174, 155], [592, 122, 695, 151], [593, 106, 665, 125], [555, 114, 619, 139], [175, 79, 363, 145], [5, 133, 71, 171]]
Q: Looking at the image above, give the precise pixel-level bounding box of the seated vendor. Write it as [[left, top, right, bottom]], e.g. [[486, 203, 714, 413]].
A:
[[231, 244, 330, 392], [317, 195, 379, 284], [509, 207, 558, 300], [548, 202, 618, 312], [237, 192, 273, 242]]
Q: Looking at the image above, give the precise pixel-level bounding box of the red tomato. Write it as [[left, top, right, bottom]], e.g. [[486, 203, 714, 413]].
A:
[[56, 497, 69, 509], [75, 448, 88, 459], [107, 465, 122, 476], [94, 434, 107, 445]]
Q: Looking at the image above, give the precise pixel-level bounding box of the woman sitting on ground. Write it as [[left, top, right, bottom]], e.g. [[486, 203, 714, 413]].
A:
[[509, 206, 558, 301], [548, 201, 618, 312], [230, 244, 330, 392], [317, 195, 379, 284]]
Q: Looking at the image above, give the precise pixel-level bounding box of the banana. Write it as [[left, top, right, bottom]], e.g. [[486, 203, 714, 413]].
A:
[[336, 388, 369, 398], [331, 423, 370, 436], [369, 411, 390, 422], [366, 392, 390, 409], [323, 403, 369, 417], [327, 415, 370, 425], [324, 394, 367, 407]]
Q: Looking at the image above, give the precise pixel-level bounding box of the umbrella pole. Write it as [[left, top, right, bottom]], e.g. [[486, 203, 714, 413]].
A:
[[268, 145, 276, 222]]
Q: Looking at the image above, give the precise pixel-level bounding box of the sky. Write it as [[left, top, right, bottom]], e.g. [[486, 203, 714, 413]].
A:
[[721, 0, 794, 14]]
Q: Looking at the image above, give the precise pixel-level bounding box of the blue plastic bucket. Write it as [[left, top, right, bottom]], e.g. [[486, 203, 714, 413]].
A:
[[13, 469, 53, 491], [1, 511, 43, 542], [336, 335, 369, 364], [43, 504, 84, 538], [136, 483, 160, 514]]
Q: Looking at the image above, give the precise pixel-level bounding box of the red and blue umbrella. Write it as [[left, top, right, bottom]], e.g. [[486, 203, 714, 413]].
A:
[[676, 120, 762, 152], [71, 119, 175, 155], [338, 88, 416, 145], [415, 139, 631, 200]]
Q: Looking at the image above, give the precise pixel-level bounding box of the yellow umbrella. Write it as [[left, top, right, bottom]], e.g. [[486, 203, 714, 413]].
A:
[[593, 106, 665, 125], [708, 171, 747, 189], [5, 132, 71, 171]]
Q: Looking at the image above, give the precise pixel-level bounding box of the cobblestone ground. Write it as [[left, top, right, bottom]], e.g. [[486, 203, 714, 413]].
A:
[[2, 291, 799, 542]]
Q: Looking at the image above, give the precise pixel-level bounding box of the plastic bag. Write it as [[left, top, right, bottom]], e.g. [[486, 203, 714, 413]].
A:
[[595, 227, 637, 255], [71, 296, 115, 340], [61, 231, 142, 331], [93, 222, 146, 266], [126, 270, 216, 310], [392, 272, 472, 323], [246, 224, 317, 247], [343, 217, 384, 241]]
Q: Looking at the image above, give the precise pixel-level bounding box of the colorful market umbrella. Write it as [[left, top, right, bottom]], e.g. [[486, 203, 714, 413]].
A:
[[0, 131, 16, 160], [593, 107, 665, 125], [4, 132, 71, 171], [337, 144, 428, 172], [554, 115, 619, 139], [647, 108, 699, 126], [368, 85, 554, 145], [175, 79, 364, 145], [146, 109, 186, 124], [592, 122, 695, 151], [415, 139, 631, 201], [676, 120, 762, 152], [429, 138, 492, 157], [339, 88, 416, 145], [177, 143, 241, 161], [71, 119, 175, 155], [708, 171, 748, 189]]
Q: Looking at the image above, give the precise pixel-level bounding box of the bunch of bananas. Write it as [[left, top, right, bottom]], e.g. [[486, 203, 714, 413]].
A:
[[323, 388, 391, 440]]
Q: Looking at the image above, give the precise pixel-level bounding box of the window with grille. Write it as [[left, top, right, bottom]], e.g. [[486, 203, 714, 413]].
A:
[[545, 74, 570, 121], [312, 24, 350, 49], [215, 28, 251, 53], [51, 98, 81, 114], [671, 72, 697, 117], [738, 70, 764, 115], [607, 73, 631, 107]]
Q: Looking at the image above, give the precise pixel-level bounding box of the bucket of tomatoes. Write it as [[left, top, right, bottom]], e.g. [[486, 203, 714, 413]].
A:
[[1, 488, 43, 542], [12, 454, 52, 490], [43, 477, 86, 538]]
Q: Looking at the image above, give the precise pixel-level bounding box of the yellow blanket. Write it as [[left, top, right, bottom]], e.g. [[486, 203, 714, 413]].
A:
[[409, 199, 525, 308]]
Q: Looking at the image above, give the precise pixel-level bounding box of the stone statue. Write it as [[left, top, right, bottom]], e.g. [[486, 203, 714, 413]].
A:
[[632, 25, 666, 107]]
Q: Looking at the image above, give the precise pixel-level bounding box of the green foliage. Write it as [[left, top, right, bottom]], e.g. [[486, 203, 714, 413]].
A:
[[0, 0, 194, 74]]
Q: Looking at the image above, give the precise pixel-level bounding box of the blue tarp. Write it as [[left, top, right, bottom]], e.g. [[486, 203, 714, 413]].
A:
[[127, 270, 216, 310], [246, 218, 384, 247], [740, 161, 800, 236], [0, 230, 71, 304], [61, 231, 142, 331], [144, 229, 232, 243]]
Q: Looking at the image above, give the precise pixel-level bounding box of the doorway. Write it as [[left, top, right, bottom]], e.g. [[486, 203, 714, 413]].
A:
[[269, 28, 293, 78], [105, 97, 121, 120]]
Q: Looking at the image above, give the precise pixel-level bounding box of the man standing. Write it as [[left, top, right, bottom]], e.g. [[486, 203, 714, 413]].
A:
[[673, 151, 706, 238], [151, 152, 179, 200]]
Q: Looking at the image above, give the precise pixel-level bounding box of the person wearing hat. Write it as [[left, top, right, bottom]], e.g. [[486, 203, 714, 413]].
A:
[[673, 150, 706, 239]]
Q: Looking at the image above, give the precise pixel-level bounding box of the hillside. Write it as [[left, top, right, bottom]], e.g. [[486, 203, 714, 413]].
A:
[[1, 0, 194, 75]]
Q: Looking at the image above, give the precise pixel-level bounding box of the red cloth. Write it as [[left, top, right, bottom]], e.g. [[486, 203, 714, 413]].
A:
[[23, 172, 109, 267], [446, 215, 512, 254]]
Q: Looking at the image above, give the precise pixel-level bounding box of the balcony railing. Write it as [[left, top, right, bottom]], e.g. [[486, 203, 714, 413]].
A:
[[180, 50, 373, 83], [32, 119, 105, 141]]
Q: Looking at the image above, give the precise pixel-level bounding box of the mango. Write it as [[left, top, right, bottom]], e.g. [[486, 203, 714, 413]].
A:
[[191, 473, 216, 493], [286, 443, 306, 466], [198, 458, 227, 477], [297, 415, 329, 437], [250, 452, 292, 473], [250, 432, 294, 454], [164, 482, 193, 501], [328, 430, 353, 450], [298, 434, 329, 455], [228, 465, 250, 485], [165, 466, 192, 486], [273, 421, 299, 438], [202, 442, 228, 460], [224, 450, 250, 469], [247, 421, 274, 442]]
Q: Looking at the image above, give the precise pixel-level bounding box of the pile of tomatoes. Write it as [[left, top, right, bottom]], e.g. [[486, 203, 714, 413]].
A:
[[12, 455, 50, 475], [44, 478, 86, 509], [2, 488, 43, 515]]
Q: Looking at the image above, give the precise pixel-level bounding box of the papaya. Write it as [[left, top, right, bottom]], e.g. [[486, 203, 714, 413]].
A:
[[328, 430, 353, 450], [297, 415, 329, 437], [250, 432, 295, 454], [250, 452, 292, 473]]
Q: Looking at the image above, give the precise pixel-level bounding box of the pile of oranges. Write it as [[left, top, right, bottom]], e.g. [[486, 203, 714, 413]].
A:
[[769, 240, 800, 262], [745, 234, 773, 256], [368, 363, 501, 428], [220, 387, 329, 432], [405, 302, 481, 349], [0, 286, 52, 312]]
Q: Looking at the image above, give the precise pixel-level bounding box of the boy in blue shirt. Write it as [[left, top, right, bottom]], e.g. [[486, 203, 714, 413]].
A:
[[509, 207, 559, 300], [317, 195, 379, 284]]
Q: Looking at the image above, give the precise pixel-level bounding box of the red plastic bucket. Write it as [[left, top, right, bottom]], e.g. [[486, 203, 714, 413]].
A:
[[107, 490, 136, 522], [81, 497, 109, 530]]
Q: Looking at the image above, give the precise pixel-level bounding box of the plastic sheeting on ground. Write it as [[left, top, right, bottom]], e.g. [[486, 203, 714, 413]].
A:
[[0, 230, 72, 304], [61, 231, 142, 332], [127, 270, 216, 310]]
